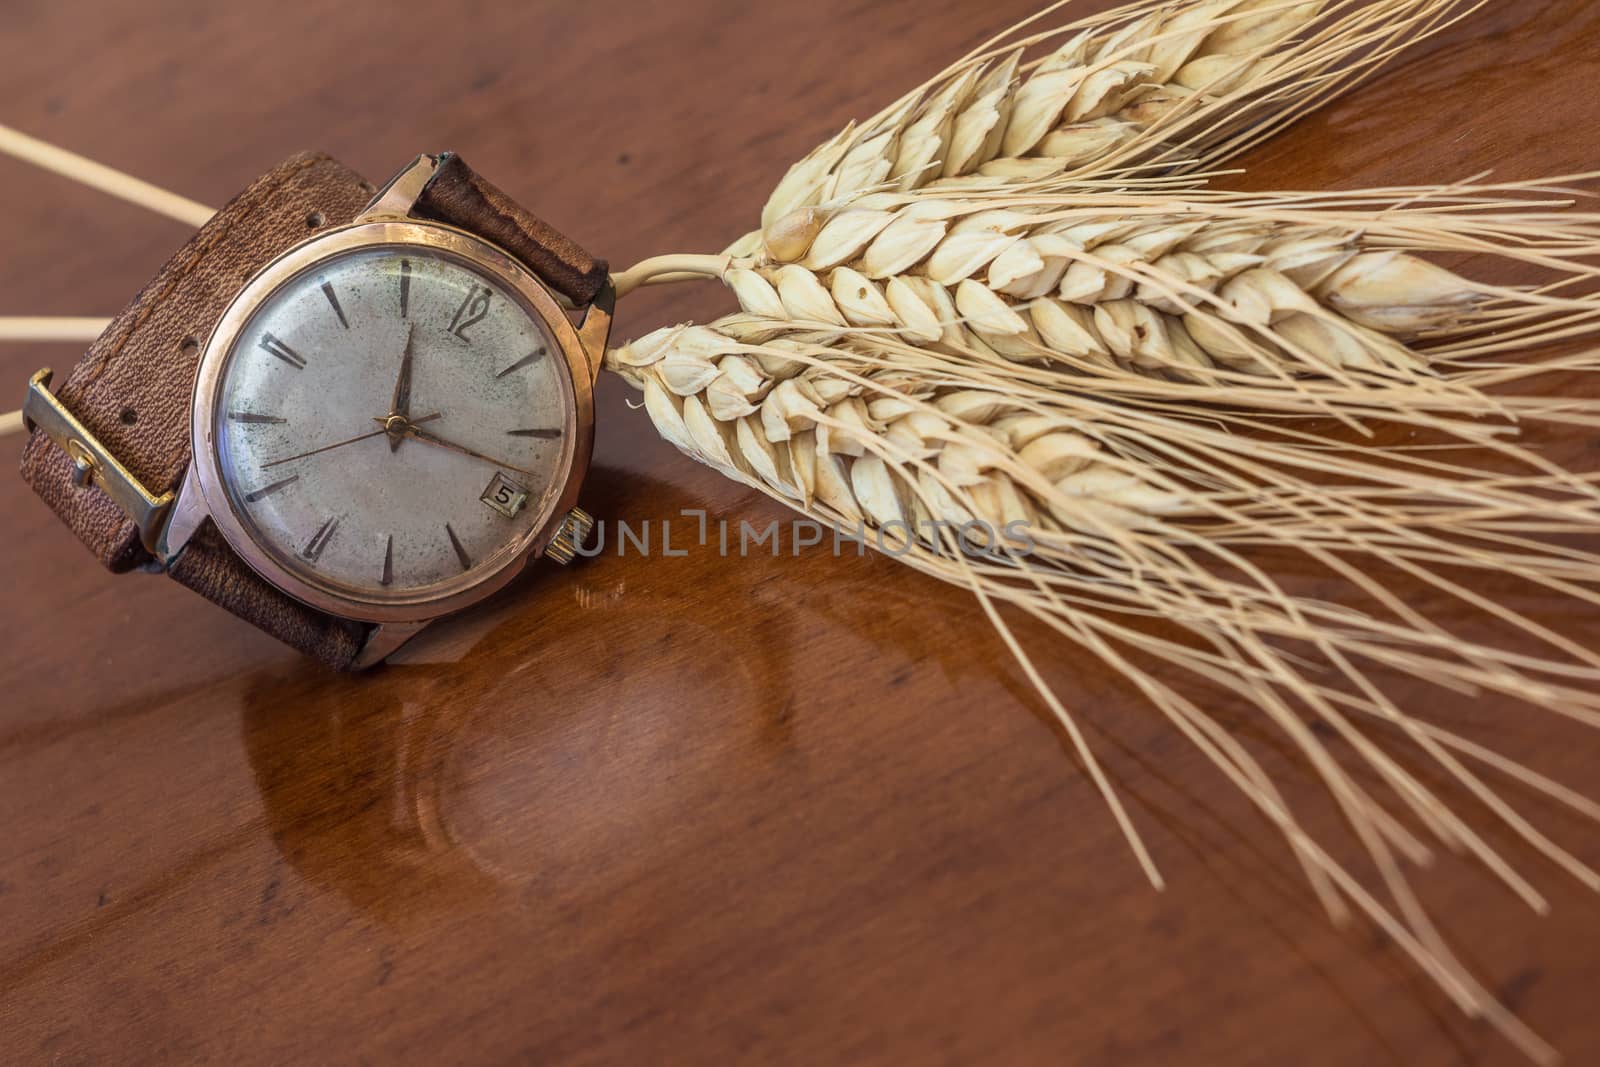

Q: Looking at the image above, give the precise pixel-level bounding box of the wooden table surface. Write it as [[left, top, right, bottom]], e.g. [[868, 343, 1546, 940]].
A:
[[3, 1, 1599, 1064]]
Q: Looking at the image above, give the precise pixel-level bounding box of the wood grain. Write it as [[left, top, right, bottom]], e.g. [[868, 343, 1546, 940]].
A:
[[3, 2, 1600, 1064]]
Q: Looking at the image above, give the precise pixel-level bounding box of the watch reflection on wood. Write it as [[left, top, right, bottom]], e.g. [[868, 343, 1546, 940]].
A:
[[18, 152, 613, 669]]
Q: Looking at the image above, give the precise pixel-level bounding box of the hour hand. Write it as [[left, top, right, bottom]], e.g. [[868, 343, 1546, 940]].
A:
[[385, 324, 415, 452]]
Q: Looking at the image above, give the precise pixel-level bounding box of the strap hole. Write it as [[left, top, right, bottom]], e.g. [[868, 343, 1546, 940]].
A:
[[119, 407, 138, 426], [180, 336, 199, 356], [306, 211, 326, 229]]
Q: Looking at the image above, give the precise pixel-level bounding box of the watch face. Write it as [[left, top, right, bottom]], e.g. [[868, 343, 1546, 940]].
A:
[[207, 241, 576, 609]]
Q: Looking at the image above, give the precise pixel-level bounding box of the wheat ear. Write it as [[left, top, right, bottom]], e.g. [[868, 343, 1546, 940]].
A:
[[606, 307, 1600, 1062], [731, 0, 1476, 257], [716, 180, 1600, 403]]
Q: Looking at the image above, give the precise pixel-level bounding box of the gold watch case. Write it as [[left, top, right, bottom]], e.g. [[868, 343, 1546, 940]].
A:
[[162, 165, 608, 659]]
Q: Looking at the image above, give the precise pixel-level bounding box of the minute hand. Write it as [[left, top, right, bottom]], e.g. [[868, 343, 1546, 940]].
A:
[[404, 425, 537, 476]]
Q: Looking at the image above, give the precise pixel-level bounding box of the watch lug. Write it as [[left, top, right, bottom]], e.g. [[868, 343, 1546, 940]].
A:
[[575, 281, 614, 384], [353, 619, 430, 670], [156, 462, 209, 565], [356, 154, 440, 222]]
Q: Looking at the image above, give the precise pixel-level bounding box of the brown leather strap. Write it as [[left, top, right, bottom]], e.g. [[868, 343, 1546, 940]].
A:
[[169, 519, 370, 668], [20, 152, 379, 667], [413, 152, 609, 307], [21, 152, 377, 572]]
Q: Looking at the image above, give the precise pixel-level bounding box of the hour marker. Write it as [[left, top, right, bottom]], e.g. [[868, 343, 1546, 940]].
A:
[[302, 516, 339, 562], [244, 475, 299, 502], [445, 522, 472, 571], [506, 428, 562, 439], [447, 286, 491, 341], [399, 259, 411, 318], [260, 332, 305, 369], [495, 348, 546, 378], [380, 535, 394, 586], [228, 411, 287, 425], [320, 281, 349, 328]]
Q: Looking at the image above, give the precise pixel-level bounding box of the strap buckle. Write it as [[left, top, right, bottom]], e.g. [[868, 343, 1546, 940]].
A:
[[23, 368, 174, 553]]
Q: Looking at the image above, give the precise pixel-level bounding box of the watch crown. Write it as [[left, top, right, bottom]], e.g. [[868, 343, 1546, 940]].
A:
[[544, 506, 595, 566]]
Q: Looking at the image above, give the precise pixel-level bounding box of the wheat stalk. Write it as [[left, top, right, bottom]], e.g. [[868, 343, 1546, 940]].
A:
[[0, 316, 111, 342], [0, 123, 214, 227]]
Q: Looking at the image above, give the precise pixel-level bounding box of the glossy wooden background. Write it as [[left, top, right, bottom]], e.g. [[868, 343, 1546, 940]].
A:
[[3, 2, 1599, 1064]]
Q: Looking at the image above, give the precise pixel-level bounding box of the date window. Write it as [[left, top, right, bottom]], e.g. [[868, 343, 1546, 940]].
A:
[[480, 472, 529, 518]]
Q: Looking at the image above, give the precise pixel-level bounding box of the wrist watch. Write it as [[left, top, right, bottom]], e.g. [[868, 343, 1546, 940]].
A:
[[18, 152, 612, 669]]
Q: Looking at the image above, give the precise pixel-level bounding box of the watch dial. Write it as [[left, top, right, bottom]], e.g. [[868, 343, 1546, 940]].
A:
[[212, 244, 573, 604]]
